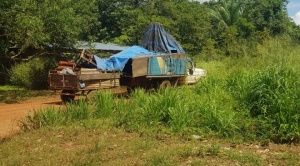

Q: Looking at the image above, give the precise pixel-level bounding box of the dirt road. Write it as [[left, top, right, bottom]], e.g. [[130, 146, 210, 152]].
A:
[[0, 95, 63, 138]]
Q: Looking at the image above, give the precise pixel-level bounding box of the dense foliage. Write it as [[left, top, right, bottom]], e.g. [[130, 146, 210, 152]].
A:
[[0, 0, 98, 53], [9, 57, 56, 89], [0, 0, 298, 56]]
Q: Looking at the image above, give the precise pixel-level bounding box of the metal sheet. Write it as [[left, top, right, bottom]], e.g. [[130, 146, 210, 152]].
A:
[[76, 42, 129, 51], [132, 57, 148, 77]]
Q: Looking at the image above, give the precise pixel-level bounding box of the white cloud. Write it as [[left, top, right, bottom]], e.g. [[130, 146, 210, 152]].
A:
[[291, 11, 300, 25]]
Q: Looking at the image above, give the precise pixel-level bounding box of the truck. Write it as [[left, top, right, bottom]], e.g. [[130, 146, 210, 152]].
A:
[[48, 22, 206, 102], [48, 48, 206, 102]]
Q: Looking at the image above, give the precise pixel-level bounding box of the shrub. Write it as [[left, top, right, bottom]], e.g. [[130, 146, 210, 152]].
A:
[[244, 66, 300, 143], [9, 57, 56, 89]]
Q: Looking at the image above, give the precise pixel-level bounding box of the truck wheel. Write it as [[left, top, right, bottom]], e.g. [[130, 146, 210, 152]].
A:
[[159, 80, 171, 89], [171, 78, 179, 87], [127, 86, 135, 94], [61, 90, 75, 103]]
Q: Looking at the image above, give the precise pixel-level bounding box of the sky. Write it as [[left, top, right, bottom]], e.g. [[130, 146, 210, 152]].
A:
[[288, 0, 300, 25], [191, 0, 300, 25]]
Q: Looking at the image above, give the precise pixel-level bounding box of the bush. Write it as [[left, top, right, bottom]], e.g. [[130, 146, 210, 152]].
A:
[[244, 66, 300, 143], [9, 57, 56, 89]]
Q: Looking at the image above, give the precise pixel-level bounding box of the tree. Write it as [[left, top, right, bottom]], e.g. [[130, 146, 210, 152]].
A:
[[114, 0, 212, 55], [176, 1, 212, 55], [204, 0, 253, 53], [0, 0, 98, 57], [0, 0, 17, 55], [96, 0, 147, 42], [206, 0, 245, 28], [244, 0, 290, 36], [113, 0, 179, 45]]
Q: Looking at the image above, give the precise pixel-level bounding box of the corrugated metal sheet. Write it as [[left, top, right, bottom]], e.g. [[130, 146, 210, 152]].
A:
[[76, 41, 129, 51]]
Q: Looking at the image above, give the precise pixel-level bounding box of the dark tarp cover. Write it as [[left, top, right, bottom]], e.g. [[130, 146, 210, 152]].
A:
[[141, 22, 185, 54], [93, 22, 185, 71]]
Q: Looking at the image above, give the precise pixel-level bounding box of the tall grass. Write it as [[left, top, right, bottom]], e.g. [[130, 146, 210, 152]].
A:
[[130, 87, 197, 132], [244, 66, 300, 143], [21, 107, 66, 130], [21, 36, 300, 143], [93, 90, 115, 118], [65, 99, 90, 121], [20, 91, 125, 129]]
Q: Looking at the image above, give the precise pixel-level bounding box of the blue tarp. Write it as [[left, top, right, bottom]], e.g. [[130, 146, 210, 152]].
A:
[[93, 22, 185, 71], [94, 46, 157, 71]]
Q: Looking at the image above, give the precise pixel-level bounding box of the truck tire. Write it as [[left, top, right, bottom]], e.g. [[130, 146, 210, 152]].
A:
[[159, 80, 171, 89], [171, 78, 179, 87], [127, 86, 135, 94], [60, 90, 75, 103]]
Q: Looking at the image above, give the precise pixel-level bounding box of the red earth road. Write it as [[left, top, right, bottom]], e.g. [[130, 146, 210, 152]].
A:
[[0, 95, 63, 138]]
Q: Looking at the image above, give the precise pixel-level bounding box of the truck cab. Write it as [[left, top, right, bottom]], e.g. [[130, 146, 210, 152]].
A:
[[186, 59, 206, 84]]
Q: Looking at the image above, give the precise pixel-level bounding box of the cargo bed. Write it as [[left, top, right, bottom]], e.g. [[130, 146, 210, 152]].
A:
[[49, 68, 120, 102]]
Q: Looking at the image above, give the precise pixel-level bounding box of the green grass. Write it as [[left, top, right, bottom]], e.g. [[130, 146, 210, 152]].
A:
[[0, 86, 53, 103], [226, 151, 261, 165], [1, 122, 299, 166], [0, 85, 25, 91]]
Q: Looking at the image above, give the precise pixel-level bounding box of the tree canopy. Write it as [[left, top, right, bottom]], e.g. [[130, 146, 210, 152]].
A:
[[0, 0, 98, 56], [0, 0, 299, 58]]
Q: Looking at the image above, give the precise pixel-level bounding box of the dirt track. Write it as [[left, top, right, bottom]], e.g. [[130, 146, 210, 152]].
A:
[[0, 95, 63, 138]]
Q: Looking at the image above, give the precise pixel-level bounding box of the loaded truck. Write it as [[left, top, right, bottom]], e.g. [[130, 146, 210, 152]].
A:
[[48, 23, 206, 102]]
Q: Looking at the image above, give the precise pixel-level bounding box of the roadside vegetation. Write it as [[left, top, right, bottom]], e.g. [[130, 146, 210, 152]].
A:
[[18, 36, 300, 144], [0, 86, 54, 104], [1, 0, 300, 165], [1, 36, 299, 165]]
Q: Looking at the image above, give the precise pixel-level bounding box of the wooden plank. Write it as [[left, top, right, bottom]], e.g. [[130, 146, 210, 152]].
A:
[[79, 73, 120, 80], [84, 80, 100, 89], [80, 79, 120, 90], [80, 68, 99, 74], [80, 71, 102, 74], [80, 49, 97, 66], [80, 68, 98, 72], [101, 79, 120, 88]]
